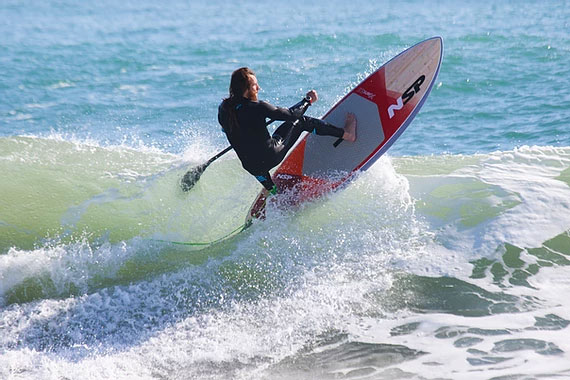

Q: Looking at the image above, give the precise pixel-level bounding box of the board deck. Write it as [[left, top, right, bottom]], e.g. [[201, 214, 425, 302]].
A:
[[248, 36, 443, 220]]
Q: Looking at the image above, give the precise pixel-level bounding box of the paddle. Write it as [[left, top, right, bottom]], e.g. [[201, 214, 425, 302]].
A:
[[180, 97, 311, 192], [180, 146, 233, 192]]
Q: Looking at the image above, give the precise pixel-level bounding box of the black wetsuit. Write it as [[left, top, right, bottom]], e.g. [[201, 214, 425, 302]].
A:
[[218, 97, 344, 190]]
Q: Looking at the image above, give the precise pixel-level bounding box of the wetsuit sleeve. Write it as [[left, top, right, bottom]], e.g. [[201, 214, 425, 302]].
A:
[[288, 97, 311, 118], [259, 101, 298, 122]]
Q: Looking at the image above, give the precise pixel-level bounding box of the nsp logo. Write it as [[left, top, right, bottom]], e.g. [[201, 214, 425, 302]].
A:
[[387, 75, 425, 119]]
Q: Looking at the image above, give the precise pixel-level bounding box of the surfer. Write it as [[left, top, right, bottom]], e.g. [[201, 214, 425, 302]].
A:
[[218, 67, 357, 194]]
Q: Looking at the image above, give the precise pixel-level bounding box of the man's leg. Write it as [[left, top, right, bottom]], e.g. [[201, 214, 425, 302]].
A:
[[254, 172, 278, 195], [271, 115, 351, 164]]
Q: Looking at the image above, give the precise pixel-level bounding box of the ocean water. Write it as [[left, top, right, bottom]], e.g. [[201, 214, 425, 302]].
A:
[[1, 0, 570, 379]]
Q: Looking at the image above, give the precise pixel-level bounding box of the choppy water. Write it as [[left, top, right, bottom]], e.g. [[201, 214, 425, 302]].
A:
[[1, 1, 570, 379]]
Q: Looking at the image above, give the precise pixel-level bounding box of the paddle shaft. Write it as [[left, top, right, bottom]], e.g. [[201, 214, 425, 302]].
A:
[[204, 145, 232, 166]]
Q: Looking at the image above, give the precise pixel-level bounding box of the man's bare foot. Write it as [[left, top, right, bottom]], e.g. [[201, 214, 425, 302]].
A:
[[342, 112, 357, 142]]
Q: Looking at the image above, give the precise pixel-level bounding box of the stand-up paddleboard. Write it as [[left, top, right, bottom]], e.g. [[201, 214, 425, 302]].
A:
[[248, 36, 443, 221]]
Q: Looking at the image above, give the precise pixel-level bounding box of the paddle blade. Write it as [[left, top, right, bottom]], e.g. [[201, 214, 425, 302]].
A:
[[180, 164, 206, 192]]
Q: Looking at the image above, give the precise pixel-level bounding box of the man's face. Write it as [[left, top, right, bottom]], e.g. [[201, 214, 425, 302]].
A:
[[244, 75, 260, 101]]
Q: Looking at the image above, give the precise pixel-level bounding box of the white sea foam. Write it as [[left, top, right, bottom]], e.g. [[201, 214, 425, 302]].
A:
[[2, 147, 570, 379], [401, 146, 570, 259]]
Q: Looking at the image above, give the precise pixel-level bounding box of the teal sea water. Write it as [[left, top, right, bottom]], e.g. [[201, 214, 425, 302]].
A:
[[1, 1, 570, 379]]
